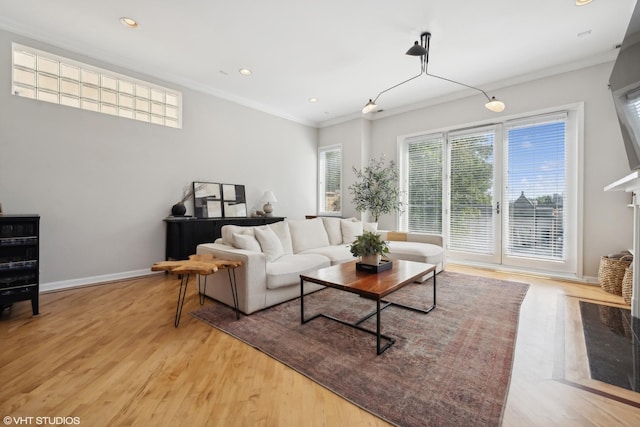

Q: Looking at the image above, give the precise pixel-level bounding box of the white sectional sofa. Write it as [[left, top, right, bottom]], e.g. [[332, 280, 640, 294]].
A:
[[196, 217, 445, 315]]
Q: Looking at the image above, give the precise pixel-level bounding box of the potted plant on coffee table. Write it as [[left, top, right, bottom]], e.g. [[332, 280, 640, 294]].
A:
[[349, 231, 390, 267]]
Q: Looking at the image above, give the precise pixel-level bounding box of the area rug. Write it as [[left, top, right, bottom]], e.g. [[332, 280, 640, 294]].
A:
[[191, 271, 529, 427]]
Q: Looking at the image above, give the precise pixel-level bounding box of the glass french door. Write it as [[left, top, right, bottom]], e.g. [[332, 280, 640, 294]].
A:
[[403, 109, 576, 275], [445, 125, 502, 264]]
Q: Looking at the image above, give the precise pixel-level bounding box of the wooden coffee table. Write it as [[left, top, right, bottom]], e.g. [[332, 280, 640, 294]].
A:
[[300, 259, 436, 355]]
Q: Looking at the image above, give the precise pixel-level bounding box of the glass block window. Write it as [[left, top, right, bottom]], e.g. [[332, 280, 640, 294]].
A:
[[11, 43, 182, 129]]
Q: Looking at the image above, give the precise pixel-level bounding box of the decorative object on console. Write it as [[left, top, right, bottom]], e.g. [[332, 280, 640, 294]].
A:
[[172, 182, 206, 217], [362, 32, 505, 114], [349, 230, 390, 269], [349, 156, 403, 222], [222, 184, 247, 218], [193, 181, 222, 218], [192, 182, 247, 218], [261, 191, 277, 217]]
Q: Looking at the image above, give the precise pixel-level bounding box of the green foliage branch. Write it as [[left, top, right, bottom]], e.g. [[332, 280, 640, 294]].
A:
[[348, 156, 403, 222]]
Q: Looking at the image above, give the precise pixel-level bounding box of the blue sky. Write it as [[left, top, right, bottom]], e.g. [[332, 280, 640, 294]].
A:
[[507, 121, 565, 201]]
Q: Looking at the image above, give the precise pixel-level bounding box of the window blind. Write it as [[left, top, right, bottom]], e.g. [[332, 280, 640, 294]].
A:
[[504, 112, 567, 260], [406, 133, 444, 233], [448, 126, 496, 253], [318, 146, 342, 214]]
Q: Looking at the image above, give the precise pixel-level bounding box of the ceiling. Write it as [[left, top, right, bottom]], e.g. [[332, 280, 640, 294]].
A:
[[0, 0, 636, 127]]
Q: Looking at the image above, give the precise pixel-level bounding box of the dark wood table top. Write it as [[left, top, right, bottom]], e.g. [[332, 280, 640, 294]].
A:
[[300, 260, 435, 299]]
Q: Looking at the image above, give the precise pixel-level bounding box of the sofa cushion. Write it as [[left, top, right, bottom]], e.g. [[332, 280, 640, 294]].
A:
[[255, 226, 284, 262], [321, 217, 343, 246], [232, 232, 261, 252], [301, 245, 354, 265], [288, 218, 330, 253], [386, 241, 444, 265], [266, 254, 330, 290], [341, 219, 363, 244], [268, 221, 293, 255]]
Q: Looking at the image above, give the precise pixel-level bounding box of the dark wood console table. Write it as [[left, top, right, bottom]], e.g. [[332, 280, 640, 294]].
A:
[[164, 216, 285, 260]]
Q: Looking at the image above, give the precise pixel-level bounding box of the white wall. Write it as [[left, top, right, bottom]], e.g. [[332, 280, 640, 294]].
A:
[[0, 30, 318, 287], [318, 118, 371, 219], [328, 62, 632, 279]]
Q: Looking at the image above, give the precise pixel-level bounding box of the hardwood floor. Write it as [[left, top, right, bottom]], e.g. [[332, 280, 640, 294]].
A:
[[1, 265, 639, 426]]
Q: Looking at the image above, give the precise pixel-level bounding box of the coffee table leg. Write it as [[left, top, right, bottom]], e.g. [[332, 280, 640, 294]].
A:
[[433, 269, 437, 307], [300, 278, 305, 324], [376, 298, 381, 354]]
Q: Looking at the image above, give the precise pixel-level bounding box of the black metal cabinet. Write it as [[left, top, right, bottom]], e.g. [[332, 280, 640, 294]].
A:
[[0, 215, 40, 315], [164, 216, 285, 260]]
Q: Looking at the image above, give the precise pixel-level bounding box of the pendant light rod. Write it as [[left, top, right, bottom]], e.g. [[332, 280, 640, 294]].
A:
[[362, 31, 505, 114]]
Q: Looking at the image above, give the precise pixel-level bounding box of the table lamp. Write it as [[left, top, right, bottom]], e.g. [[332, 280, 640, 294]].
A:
[[262, 191, 277, 217]]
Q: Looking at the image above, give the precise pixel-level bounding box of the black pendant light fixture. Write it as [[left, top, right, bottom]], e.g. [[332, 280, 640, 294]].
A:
[[362, 32, 505, 114]]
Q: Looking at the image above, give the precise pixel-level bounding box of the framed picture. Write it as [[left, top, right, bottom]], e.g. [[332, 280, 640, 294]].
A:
[[192, 181, 222, 218], [221, 184, 247, 218]]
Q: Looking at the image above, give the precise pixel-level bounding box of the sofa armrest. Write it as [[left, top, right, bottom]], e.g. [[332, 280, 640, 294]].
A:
[[196, 242, 268, 314]]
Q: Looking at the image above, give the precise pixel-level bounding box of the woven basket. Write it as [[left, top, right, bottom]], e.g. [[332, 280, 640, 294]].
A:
[[598, 256, 632, 296], [622, 267, 633, 304]]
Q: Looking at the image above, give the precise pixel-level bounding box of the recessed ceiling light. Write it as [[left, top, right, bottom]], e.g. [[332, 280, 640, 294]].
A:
[[239, 68, 252, 76], [308, 98, 318, 103], [119, 17, 138, 28], [575, 0, 593, 6]]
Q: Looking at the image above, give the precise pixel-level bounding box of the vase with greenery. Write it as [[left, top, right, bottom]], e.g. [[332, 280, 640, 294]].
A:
[[348, 156, 403, 223], [349, 231, 389, 266]]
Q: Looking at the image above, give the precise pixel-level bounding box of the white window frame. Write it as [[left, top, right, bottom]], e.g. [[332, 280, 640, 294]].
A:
[[11, 43, 182, 129], [318, 144, 343, 216], [399, 103, 583, 277]]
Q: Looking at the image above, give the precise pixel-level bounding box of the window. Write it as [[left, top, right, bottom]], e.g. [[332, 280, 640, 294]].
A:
[[11, 43, 182, 128], [318, 145, 342, 215], [404, 133, 444, 233], [503, 113, 568, 261], [401, 108, 578, 274]]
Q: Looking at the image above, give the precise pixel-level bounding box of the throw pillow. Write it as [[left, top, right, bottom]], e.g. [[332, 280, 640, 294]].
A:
[[341, 219, 363, 244], [222, 225, 254, 246], [255, 226, 284, 262], [321, 217, 343, 246], [232, 232, 262, 252], [268, 221, 293, 255], [288, 218, 330, 253]]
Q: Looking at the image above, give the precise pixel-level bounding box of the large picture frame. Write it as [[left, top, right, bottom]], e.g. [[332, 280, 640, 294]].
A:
[[193, 181, 222, 218], [192, 182, 247, 218], [221, 183, 247, 218]]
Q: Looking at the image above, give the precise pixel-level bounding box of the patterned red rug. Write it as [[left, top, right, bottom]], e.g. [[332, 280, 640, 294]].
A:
[[191, 271, 529, 427]]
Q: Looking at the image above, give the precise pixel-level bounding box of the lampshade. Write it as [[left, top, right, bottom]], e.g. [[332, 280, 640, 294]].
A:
[[484, 97, 506, 113], [262, 191, 278, 203], [406, 41, 427, 56], [362, 99, 378, 114]]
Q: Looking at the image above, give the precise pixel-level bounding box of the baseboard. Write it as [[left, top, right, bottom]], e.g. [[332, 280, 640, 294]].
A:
[[40, 269, 159, 293]]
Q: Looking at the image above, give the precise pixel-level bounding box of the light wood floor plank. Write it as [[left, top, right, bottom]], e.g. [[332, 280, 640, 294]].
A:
[[1, 266, 639, 426]]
